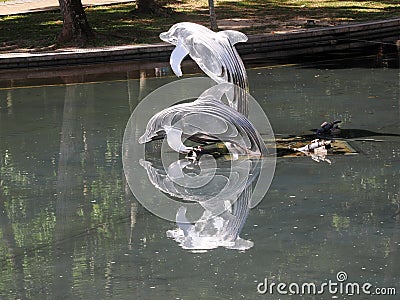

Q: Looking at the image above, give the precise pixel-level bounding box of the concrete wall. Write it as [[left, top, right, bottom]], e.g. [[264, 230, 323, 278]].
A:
[[0, 18, 399, 70]]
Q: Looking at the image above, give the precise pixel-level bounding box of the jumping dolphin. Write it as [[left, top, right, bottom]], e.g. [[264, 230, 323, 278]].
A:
[[138, 83, 268, 157], [160, 22, 249, 116]]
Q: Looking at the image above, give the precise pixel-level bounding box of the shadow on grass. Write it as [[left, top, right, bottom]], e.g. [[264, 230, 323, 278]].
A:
[[0, 11, 61, 50], [217, 0, 400, 21], [0, 0, 399, 51], [0, 2, 210, 50]]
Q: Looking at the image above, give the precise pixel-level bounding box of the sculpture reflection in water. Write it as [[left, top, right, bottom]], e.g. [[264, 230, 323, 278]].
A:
[[134, 22, 275, 251], [140, 156, 262, 251]]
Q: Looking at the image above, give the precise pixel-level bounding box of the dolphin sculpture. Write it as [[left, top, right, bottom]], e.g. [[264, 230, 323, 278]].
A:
[[135, 23, 271, 250], [138, 83, 268, 157], [160, 22, 249, 116]]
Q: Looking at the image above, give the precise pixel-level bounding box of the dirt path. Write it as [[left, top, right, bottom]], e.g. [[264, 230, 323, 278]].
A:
[[0, 0, 133, 16]]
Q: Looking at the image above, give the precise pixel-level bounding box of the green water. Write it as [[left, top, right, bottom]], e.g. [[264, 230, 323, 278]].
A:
[[0, 55, 399, 299]]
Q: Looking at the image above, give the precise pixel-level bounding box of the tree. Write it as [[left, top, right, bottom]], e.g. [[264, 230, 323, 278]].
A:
[[208, 0, 218, 31], [58, 0, 94, 45], [136, 0, 159, 14]]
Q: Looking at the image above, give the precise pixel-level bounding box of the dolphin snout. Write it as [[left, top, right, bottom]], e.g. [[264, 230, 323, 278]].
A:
[[160, 31, 179, 45], [159, 32, 170, 42], [159, 32, 167, 40]]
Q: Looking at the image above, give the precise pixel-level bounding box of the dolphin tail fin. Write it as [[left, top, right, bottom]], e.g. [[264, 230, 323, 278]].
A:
[[217, 30, 248, 45], [170, 41, 189, 77], [176, 206, 191, 235]]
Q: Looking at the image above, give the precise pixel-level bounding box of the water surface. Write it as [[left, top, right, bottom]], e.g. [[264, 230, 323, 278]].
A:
[[0, 52, 399, 299]]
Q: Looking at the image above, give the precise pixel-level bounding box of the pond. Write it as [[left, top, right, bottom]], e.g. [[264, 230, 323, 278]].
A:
[[0, 49, 399, 299]]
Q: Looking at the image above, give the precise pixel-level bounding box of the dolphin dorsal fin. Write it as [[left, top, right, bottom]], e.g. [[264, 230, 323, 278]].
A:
[[217, 30, 248, 45], [170, 40, 189, 77]]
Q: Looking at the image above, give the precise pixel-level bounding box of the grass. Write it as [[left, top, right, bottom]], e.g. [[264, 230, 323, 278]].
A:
[[0, 0, 399, 52]]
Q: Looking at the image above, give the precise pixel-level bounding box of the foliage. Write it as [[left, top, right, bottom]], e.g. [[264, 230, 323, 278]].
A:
[[0, 0, 399, 51]]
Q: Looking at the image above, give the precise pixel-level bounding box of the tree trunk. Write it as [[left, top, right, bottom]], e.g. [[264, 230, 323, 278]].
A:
[[136, 0, 165, 16], [58, 0, 94, 45], [53, 80, 81, 299], [136, 0, 157, 13], [208, 0, 218, 31]]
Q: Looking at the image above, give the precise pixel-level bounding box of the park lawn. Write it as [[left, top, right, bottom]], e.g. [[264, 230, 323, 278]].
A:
[[0, 0, 399, 52]]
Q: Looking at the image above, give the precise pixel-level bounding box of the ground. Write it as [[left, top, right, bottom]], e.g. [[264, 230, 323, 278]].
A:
[[0, 0, 399, 52]]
